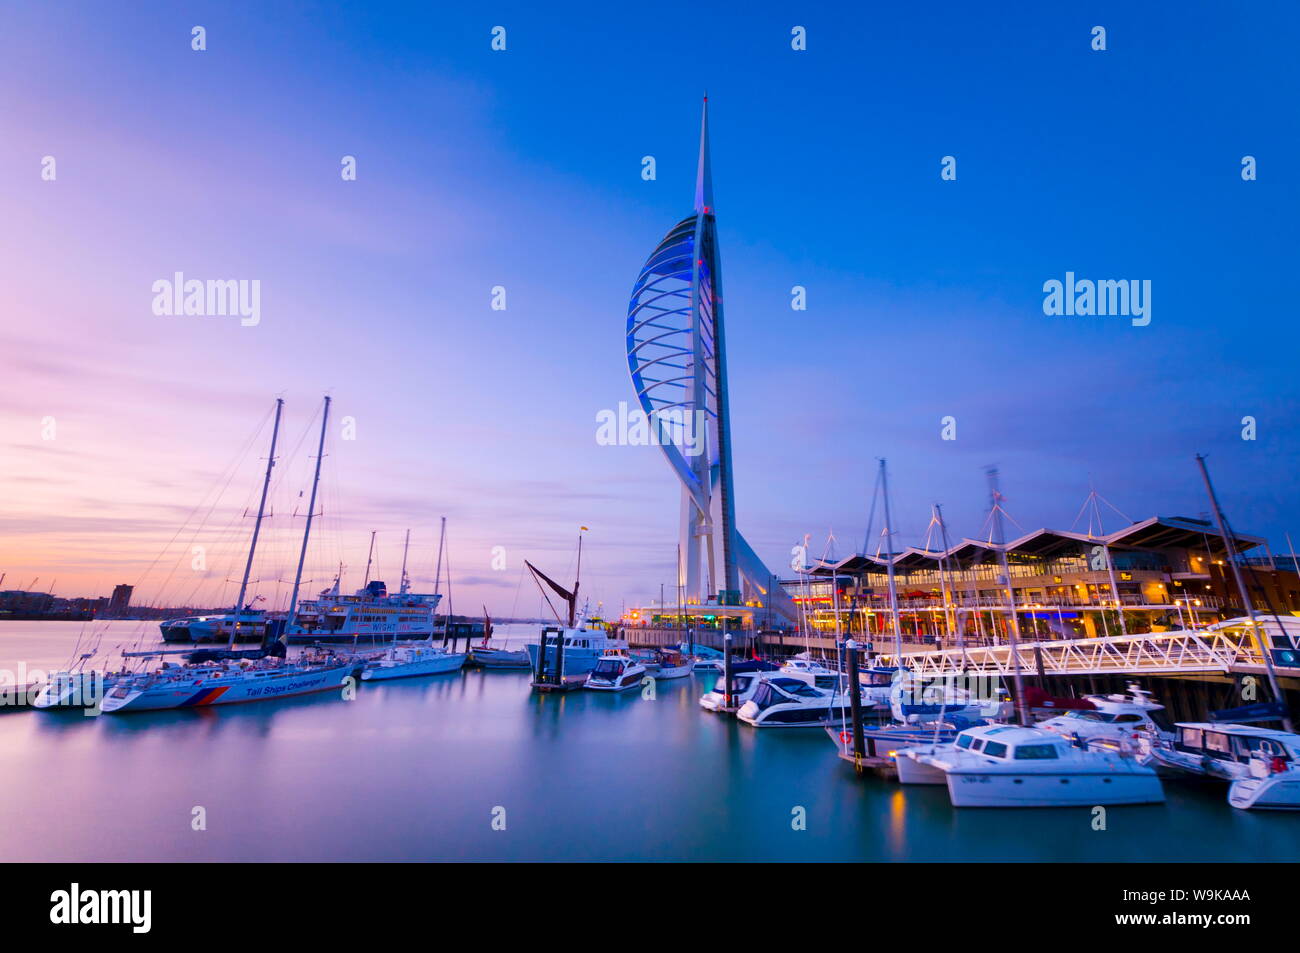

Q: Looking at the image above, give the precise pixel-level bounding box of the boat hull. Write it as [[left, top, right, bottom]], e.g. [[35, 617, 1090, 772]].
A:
[[525, 643, 605, 676], [585, 666, 647, 692], [1228, 773, 1300, 810], [469, 647, 532, 669], [944, 769, 1165, 807], [32, 673, 113, 710], [896, 747, 950, 785], [101, 664, 354, 713], [653, 662, 694, 679], [737, 702, 857, 728], [362, 653, 467, 681]]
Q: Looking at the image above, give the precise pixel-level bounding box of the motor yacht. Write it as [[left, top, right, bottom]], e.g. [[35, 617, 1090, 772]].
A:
[[780, 655, 840, 690], [1145, 722, 1300, 810], [899, 724, 1165, 807], [584, 654, 647, 692], [698, 659, 782, 711], [1037, 683, 1174, 753], [737, 676, 874, 728]]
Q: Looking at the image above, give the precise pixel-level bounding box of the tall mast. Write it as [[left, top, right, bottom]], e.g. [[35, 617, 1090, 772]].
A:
[[399, 528, 411, 595], [286, 395, 330, 630], [931, 505, 953, 642], [573, 527, 585, 627], [433, 517, 446, 598], [1085, 485, 1128, 637], [363, 531, 376, 586], [1196, 455, 1293, 732], [229, 398, 283, 648], [987, 467, 1029, 726], [935, 503, 962, 654], [879, 459, 902, 658]]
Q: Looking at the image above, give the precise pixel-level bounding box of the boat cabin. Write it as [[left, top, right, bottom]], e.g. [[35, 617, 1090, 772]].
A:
[[952, 725, 1071, 761], [1171, 723, 1299, 768]]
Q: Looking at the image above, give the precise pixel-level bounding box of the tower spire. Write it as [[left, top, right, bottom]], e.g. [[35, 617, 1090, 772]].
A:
[[694, 94, 713, 215]]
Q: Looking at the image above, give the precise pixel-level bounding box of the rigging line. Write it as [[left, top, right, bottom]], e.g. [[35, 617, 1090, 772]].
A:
[[135, 407, 272, 610]]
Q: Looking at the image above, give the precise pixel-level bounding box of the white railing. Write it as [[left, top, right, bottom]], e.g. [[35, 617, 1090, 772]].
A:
[[882, 624, 1289, 677]]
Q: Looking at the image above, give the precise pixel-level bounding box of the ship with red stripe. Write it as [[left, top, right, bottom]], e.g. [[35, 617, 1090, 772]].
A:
[[99, 649, 356, 713]]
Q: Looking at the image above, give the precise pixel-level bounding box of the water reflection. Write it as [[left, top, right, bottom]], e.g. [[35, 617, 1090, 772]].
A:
[[2, 623, 1299, 861]]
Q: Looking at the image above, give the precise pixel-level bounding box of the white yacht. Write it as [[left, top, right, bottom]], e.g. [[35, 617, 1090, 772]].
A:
[[1037, 684, 1174, 753], [361, 643, 467, 681], [1145, 722, 1300, 810], [888, 674, 1005, 725], [33, 670, 122, 709], [100, 650, 357, 713], [649, 648, 694, 679], [780, 655, 840, 689], [736, 677, 873, 728], [682, 643, 724, 672], [898, 724, 1165, 807], [469, 645, 532, 669], [698, 660, 785, 712], [584, 654, 647, 692]]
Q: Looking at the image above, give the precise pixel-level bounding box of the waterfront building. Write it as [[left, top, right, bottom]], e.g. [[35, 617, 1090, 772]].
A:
[[788, 515, 1300, 650], [105, 584, 133, 617]]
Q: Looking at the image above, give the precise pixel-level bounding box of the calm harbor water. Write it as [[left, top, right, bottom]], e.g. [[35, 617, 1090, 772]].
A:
[[1, 621, 1296, 862]]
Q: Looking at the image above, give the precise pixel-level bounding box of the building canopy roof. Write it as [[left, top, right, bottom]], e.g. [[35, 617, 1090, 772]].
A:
[[799, 516, 1265, 577]]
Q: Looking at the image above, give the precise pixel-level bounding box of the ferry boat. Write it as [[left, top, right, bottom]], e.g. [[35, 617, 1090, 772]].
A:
[[1144, 722, 1300, 810], [898, 724, 1165, 807], [287, 578, 441, 644], [584, 654, 647, 692], [160, 609, 266, 644], [1037, 684, 1175, 753]]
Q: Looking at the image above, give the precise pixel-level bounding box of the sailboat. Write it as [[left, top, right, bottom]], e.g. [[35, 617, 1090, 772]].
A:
[[469, 608, 531, 669], [101, 398, 358, 713], [360, 527, 468, 681], [525, 531, 627, 686]]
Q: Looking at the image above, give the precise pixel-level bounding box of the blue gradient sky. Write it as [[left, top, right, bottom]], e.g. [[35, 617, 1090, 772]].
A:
[[2, 1, 1298, 616]]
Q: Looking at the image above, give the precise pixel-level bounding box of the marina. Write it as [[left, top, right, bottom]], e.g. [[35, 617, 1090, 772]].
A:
[[2, 2, 1297, 902], [3, 620, 1300, 863]]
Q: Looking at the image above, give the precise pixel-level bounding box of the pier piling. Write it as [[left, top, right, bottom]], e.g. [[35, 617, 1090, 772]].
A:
[[845, 639, 865, 769]]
